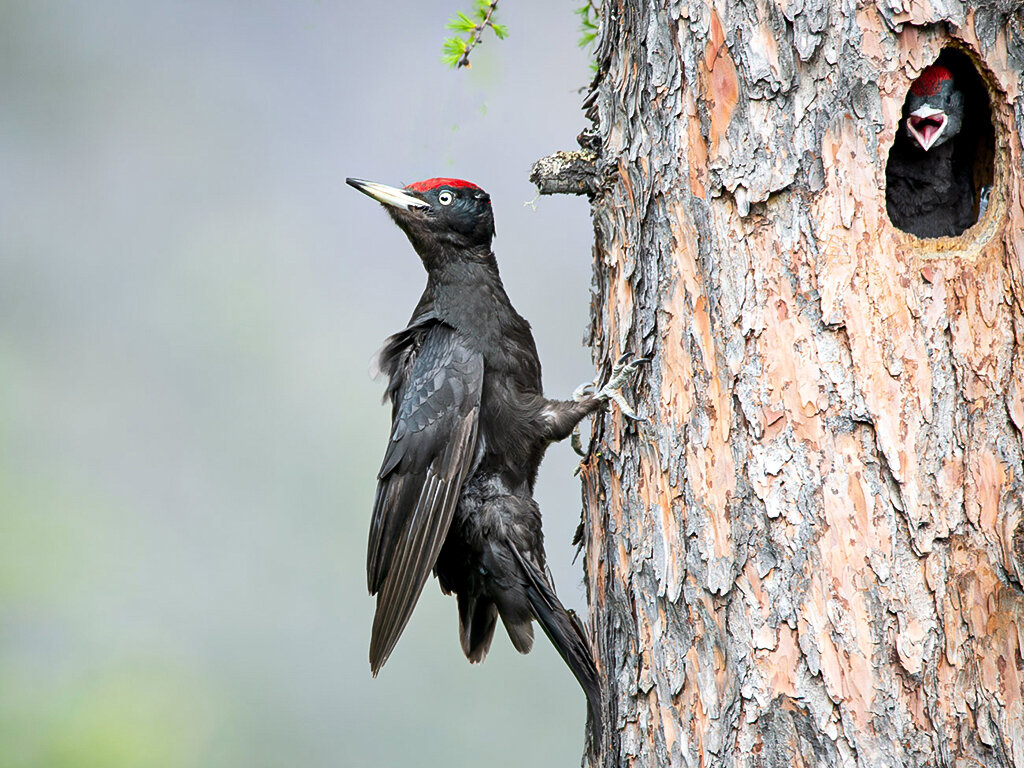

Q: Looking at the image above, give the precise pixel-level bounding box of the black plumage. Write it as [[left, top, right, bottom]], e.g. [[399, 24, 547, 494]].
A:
[[348, 176, 640, 741], [886, 63, 976, 238]]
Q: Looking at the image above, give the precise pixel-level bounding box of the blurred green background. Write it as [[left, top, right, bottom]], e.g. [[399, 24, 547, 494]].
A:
[[0, 2, 599, 766]]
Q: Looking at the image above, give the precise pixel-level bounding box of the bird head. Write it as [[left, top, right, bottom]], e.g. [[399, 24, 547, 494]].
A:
[[903, 64, 963, 152], [346, 177, 496, 266]]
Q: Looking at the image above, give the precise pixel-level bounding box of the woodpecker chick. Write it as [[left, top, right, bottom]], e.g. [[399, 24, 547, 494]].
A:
[[885, 64, 975, 238]]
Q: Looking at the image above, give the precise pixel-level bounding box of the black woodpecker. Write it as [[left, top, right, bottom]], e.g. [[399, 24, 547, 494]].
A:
[[885, 64, 975, 237], [347, 176, 642, 742]]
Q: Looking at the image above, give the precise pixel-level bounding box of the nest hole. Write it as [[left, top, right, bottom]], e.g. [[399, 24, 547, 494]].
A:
[[884, 47, 996, 239]]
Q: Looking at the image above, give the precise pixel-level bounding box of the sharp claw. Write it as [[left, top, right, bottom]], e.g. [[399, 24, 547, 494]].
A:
[[593, 351, 648, 421], [609, 391, 632, 416], [571, 426, 586, 456], [573, 382, 596, 402], [609, 391, 646, 422]]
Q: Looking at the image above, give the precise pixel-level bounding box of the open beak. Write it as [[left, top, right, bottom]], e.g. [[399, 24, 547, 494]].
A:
[[346, 178, 429, 210], [907, 105, 947, 152]]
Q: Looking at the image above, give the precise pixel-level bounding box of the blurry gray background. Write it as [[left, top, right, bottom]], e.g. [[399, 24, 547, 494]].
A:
[[0, 3, 597, 766]]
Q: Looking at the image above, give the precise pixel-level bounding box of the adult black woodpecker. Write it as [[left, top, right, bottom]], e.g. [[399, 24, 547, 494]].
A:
[[347, 176, 641, 741], [885, 63, 976, 237]]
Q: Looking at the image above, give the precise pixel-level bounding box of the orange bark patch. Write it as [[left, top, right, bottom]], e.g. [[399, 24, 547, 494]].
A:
[[966, 442, 1005, 533], [759, 277, 825, 445], [703, 9, 738, 157], [684, 87, 708, 199], [636, 443, 684, 600], [659, 292, 695, 419], [946, 544, 1024, 730], [770, 625, 800, 698]]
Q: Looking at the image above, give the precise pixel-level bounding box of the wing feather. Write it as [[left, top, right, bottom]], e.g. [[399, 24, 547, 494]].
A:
[[366, 323, 483, 674]]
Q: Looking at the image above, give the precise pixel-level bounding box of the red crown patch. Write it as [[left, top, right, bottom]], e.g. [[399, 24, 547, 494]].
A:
[[910, 65, 953, 97], [405, 178, 482, 193]]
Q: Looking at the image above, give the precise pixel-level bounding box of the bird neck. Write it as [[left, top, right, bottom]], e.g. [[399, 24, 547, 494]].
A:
[[424, 252, 520, 337], [426, 250, 502, 293]]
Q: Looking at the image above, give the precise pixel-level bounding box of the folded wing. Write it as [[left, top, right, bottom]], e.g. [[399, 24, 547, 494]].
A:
[[367, 322, 484, 674]]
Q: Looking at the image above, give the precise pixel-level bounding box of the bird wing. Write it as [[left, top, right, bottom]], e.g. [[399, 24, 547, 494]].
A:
[[367, 322, 484, 674]]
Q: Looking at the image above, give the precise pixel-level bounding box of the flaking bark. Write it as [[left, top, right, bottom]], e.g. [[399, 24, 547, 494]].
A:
[[575, 2, 1024, 766], [530, 149, 599, 196]]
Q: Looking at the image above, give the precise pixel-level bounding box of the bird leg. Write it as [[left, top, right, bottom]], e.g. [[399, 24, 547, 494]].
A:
[[570, 353, 648, 456]]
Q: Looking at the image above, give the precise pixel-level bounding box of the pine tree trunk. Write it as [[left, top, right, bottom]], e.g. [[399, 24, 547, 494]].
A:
[[578, 2, 1024, 766]]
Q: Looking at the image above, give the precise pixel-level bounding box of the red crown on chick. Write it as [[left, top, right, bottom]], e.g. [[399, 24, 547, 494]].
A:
[[910, 65, 953, 97]]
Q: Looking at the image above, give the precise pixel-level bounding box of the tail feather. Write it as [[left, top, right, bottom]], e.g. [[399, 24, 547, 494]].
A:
[[510, 545, 604, 744], [457, 593, 499, 662], [500, 613, 534, 654]]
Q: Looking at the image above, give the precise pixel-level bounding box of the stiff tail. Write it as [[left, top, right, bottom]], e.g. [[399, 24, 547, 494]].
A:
[[510, 545, 604, 744], [456, 592, 499, 662]]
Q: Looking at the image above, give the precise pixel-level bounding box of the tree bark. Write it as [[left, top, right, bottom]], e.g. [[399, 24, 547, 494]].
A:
[[577, 2, 1024, 766]]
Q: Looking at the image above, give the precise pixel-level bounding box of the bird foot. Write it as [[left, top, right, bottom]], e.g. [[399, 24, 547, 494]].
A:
[[598, 352, 649, 420], [571, 353, 648, 460], [579, 352, 649, 421]]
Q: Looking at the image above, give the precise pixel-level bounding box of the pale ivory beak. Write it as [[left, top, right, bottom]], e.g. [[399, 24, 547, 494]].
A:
[[346, 178, 430, 210]]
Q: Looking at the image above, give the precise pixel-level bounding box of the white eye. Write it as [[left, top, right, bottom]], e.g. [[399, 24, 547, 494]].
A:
[[438, 190, 454, 206]]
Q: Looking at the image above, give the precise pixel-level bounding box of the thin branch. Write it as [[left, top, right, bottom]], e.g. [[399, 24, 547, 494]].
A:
[[441, 0, 508, 70], [455, 0, 500, 68]]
